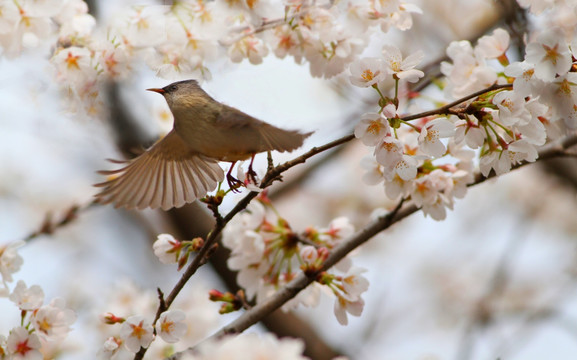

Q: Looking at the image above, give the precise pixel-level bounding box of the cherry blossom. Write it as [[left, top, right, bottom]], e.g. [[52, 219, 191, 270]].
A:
[[153, 233, 183, 264], [98, 336, 122, 359], [374, 136, 404, 168], [119, 316, 154, 353], [6, 327, 42, 360], [192, 333, 308, 360], [542, 72, 577, 128], [334, 293, 364, 326], [341, 267, 369, 297], [475, 28, 510, 59], [441, 40, 498, 98], [156, 310, 187, 343], [504, 61, 540, 97], [354, 112, 392, 146], [360, 156, 384, 185], [453, 116, 485, 149], [525, 28, 572, 81], [318, 217, 355, 247], [9, 280, 44, 311], [492, 90, 532, 126], [349, 57, 388, 87], [51, 46, 96, 85], [387, 155, 418, 182], [228, 33, 269, 65], [381, 44, 424, 82], [32, 298, 76, 341], [0, 241, 24, 284], [418, 118, 456, 157]]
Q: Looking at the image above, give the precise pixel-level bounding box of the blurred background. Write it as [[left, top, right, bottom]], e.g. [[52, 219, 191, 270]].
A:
[[1, 0, 577, 359]]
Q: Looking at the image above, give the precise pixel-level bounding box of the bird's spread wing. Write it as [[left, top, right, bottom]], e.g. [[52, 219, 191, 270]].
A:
[[95, 131, 224, 210]]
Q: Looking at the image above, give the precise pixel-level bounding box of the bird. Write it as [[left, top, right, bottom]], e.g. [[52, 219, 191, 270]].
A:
[[95, 79, 312, 211]]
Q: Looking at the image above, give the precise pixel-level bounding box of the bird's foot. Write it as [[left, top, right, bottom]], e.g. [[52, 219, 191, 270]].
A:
[[246, 168, 259, 185], [226, 173, 244, 193]]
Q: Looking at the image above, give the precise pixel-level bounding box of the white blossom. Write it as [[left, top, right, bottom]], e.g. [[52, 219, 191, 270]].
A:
[[9, 280, 44, 311], [0, 241, 24, 284], [153, 233, 182, 264], [374, 136, 403, 168], [341, 267, 369, 298], [504, 61, 540, 98], [382, 44, 424, 82], [349, 57, 388, 87], [354, 112, 391, 146], [120, 315, 154, 353], [525, 28, 572, 81], [475, 28, 510, 59], [418, 118, 456, 157], [441, 40, 498, 98], [360, 156, 384, 185], [192, 333, 308, 360], [6, 327, 42, 360], [32, 298, 76, 341], [156, 310, 187, 343], [334, 293, 364, 326], [492, 90, 532, 126], [51, 46, 96, 85]]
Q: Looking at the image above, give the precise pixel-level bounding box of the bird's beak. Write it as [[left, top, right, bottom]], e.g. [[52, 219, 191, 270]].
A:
[[147, 88, 165, 94]]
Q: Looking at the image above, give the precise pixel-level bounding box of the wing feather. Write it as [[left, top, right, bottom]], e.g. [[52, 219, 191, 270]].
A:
[[95, 131, 224, 210]]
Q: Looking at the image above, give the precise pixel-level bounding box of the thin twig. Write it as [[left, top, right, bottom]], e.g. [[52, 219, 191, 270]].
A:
[[401, 83, 512, 121], [20, 200, 98, 243]]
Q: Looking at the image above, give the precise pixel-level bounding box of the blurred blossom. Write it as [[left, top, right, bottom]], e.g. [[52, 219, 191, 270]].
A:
[[334, 293, 364, 326], [9, 280, 44, 311], [191, 333, 307, 360], [525, 28, 572, 81], [32, 298, 76, 341], [0, 241, 24, 284], [475, 27, 510, 59], [6, 327, 42, 360]]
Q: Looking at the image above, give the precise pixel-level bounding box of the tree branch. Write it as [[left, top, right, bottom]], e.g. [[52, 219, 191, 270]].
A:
[[167, 130, 577, 360]]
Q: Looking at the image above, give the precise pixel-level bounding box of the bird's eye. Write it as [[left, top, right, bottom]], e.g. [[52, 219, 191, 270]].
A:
[[168, 85, 178, 92]]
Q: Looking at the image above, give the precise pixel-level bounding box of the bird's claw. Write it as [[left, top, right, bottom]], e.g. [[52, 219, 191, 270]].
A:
[[246, 168, 259, 185], [226, 174, 244, 193]]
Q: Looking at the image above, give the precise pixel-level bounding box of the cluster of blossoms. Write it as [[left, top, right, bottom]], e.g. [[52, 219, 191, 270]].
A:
[[100, 310, 187, 358], [0, 241, 76, 359], [97, 278, 219, 359], [0, 0, 421, 113], [350, 24, 577, 220], [213, 195, 369, 326], [185, 333, 310, 360]]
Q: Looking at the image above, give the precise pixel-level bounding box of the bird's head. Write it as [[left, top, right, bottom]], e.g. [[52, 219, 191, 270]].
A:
[[147, 79, 210, 109]]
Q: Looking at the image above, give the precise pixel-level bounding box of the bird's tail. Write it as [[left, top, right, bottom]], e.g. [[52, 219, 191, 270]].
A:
[[259, 125, 313, 153], [95, 131, 224, 210]]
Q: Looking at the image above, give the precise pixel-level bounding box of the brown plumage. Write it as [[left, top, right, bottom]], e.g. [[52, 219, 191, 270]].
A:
[[95, 80, 312, 210]]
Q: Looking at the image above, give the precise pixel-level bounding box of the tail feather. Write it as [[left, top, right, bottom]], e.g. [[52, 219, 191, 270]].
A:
[[259, 125, 312, 153], [95, 131, 224, 210]]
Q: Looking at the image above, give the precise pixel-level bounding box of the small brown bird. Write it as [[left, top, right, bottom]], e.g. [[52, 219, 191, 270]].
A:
[[95, 79, 312, 210]]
